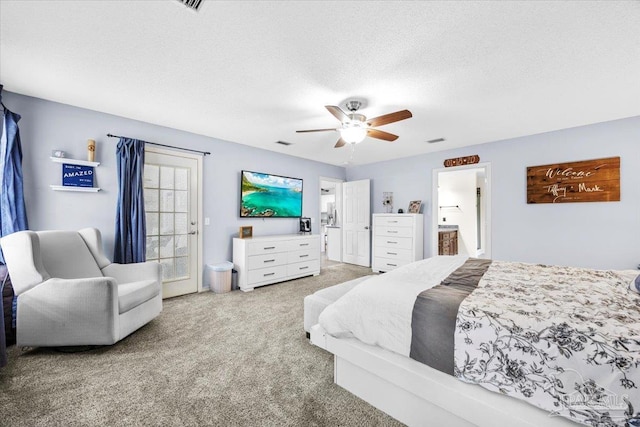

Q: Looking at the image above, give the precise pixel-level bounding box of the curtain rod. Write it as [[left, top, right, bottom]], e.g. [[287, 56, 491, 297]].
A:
[[106, 134, 210, 156]]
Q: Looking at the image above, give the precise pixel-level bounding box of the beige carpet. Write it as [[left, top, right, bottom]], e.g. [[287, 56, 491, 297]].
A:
[[0, 264, 403, 426]]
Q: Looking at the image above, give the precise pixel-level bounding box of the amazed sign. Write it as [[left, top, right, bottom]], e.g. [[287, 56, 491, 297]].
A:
[[62, 164, 94, 188], [526, 157, 620, 204]]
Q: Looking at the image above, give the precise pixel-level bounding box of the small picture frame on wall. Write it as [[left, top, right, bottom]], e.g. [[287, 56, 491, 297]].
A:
[[239, 226, 253, 239], [408, 200, 422, 214]]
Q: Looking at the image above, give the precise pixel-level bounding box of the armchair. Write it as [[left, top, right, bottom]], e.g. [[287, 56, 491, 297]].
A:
[[0, 228, 162, 347]]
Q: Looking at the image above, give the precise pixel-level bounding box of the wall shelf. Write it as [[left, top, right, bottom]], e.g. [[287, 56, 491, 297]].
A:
[[50, 185, 101, 193], [50, 157, 100, 167]]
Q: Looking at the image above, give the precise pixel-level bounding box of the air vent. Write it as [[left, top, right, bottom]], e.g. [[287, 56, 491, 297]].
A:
[[176, 0, 204, 11], [275, 141, 293, 146], [427, 138, 446, 144]]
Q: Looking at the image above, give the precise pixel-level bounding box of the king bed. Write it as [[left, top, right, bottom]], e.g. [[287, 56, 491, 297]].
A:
[[308, 256, 640, 427]]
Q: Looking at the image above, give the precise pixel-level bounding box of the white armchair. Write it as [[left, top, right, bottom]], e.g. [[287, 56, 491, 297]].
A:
[[0, 228, 162, 347]]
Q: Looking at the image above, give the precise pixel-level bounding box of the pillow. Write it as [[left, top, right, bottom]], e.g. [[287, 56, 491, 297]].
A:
[[629, 274, 640, 294]]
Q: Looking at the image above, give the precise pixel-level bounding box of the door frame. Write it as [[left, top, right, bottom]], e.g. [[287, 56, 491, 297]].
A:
[[319, 176, 344, 257], [431, 162, 491, 259], [145, 146, 204, 293]]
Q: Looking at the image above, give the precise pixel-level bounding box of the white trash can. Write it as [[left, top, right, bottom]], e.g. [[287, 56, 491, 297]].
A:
[[208, 261, 233, 294]]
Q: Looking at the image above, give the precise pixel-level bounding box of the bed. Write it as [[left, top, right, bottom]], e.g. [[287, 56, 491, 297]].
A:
[[309, 256, 640, 427]]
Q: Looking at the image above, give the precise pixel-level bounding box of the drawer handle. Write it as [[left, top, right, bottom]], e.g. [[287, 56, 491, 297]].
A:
[[386, 241, 398, 244], [263, 259, 275, 263], [264, 272, 275, 277], [387, 263, 397, 267], [264, 246, 276, 250], [299, 266, 309, 270], [389, 220, 398, 223], [300, 243, 309, 246], [387, 230, 398, 234], [299, 254, 309, 258], [387, 252, 397, 255]]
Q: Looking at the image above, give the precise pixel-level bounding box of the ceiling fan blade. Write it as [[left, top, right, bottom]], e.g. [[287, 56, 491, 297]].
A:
[[296, 128, 337, 133], [367, 129, 398, 142], [367, 109, 412, 127], [325, 105, 349, 123], [334, 138, 347, 148]]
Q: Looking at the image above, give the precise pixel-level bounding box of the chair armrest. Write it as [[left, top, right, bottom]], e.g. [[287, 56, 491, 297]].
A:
[[17, 277, 120, 346], [102, 261, 161, 285]]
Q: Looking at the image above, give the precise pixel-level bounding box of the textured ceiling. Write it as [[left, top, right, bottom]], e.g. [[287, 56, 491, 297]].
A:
[[1, 1, 639, 166]]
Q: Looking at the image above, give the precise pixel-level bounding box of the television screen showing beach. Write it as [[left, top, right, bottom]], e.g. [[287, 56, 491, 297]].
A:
[[241, 171, 303, 217]]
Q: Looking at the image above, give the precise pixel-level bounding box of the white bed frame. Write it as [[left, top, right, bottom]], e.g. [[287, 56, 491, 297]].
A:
[[310, 324, 579, 427]]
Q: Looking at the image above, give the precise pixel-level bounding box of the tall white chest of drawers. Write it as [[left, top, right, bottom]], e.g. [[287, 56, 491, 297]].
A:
[[372, 214, 424, 273], [233, 234, 320, 292]]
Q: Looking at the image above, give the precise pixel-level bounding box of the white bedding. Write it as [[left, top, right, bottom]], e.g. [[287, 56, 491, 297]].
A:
[[319, 255, 468, 356]]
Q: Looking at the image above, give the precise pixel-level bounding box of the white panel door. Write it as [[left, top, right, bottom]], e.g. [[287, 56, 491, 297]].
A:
[[144, 149, 202, 298], [342, 179, 371, 267]]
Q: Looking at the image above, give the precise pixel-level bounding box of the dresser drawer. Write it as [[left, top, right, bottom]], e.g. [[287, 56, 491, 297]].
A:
[[375, 236, 412, 250], [287, 260, 319, 277], [375, 226, 413, 238], [287, 238, 319, 252], [374, 247, 413, 261], [288, 248, 319, 264], [373, 257, 412, 272], [373, 216, 414, 227], [247, 252, 288, 269], [247, 265, 288, 285], [247, 240, 288, 256]]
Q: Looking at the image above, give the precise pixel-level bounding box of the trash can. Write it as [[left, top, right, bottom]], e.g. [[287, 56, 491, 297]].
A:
[[208, 261, 233, 294]]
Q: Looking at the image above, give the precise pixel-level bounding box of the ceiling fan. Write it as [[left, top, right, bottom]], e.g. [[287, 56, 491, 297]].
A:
[[296, 101, 412, 148]]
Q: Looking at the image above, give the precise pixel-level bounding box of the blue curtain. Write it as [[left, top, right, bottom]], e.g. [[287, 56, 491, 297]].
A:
[[113, 138, 146, 263], [0, 103, 29, 264]]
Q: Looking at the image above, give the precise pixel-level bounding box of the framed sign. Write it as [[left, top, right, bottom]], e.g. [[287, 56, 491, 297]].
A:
[[62, 164, 94, 187], [444, 155, 480, 168], [526, 157, 620, 204], [239, 226, 253, 239]]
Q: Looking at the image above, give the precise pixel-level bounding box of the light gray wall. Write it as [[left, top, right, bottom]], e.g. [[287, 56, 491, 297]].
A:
[[3, 91, 346, 272], [346, 116, 640, 270]]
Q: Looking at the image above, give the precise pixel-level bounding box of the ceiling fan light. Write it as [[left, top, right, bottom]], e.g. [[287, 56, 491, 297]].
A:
[[340, 126, 367, 144]]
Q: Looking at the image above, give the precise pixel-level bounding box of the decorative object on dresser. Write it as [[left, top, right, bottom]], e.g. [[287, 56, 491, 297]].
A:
[[299, 217, 311, 233], [382, 192, 393, 213], [372, 214, 423, 273], [233, 234, 320, 292], [407, 200, 421, 213], [526, 156, 620, 204], [438, 227, 458, 255], [239, 226, 253, 239]]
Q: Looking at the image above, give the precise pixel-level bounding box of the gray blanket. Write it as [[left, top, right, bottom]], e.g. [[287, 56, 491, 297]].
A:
[[409, 258, 491, 374]]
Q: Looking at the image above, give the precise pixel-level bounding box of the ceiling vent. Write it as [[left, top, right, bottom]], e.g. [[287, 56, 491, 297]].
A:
[[176, 0, 204, 11], [427, 138, 446, 144], [275, 140, 293, 146]]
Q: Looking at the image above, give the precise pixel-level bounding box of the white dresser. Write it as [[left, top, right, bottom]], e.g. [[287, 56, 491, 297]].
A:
[[233, 234, 320, 292], [372, 214, 424, 273]]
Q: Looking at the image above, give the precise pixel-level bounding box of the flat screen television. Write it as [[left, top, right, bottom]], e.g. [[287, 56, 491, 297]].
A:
[[240, 170, 303, 218]]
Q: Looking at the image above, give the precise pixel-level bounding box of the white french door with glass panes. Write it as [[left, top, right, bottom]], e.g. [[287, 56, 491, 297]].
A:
[[144, 148, 202, 298]]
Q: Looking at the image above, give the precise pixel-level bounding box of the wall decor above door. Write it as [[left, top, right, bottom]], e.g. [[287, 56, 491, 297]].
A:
[[526, 156, 620, 204]]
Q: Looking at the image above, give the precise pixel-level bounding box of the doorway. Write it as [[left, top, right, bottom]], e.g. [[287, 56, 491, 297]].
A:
[[319, 177, 343, 268], [431, 163, 491, 259], [144, 147, 203, 298]]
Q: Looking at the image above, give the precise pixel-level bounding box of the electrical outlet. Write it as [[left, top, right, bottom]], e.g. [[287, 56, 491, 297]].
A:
[[204, 217, 210, 226]]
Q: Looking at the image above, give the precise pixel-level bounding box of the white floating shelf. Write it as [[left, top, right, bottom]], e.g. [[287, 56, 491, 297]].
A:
[[50, 185, 101, 193], [50, 157, 100, 167]]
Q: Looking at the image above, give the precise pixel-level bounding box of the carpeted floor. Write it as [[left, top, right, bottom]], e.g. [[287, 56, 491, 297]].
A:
[[0, 264, 403, 426]]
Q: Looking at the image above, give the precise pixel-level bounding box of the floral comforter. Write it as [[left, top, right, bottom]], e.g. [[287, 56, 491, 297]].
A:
[[454, 261, 640, 426]]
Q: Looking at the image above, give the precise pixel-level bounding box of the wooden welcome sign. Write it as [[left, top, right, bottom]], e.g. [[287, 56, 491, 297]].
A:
[[526, 157, 620, 204]]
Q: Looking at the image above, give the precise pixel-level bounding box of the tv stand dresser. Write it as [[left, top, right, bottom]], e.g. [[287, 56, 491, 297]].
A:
[[233, 234, 320, 292]]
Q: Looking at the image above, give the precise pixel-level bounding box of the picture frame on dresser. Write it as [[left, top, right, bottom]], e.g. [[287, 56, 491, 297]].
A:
[[408, 200, 422, 213], [239, 226, 253, 239]]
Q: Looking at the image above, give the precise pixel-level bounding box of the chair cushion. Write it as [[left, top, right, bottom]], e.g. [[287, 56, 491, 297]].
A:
[[37, 231, 103, 279], [118, 280, 161, 314]]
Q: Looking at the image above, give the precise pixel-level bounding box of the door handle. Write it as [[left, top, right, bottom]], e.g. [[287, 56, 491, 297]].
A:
[[364, 226, 370, 230], [188, 231, 197, 235]]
